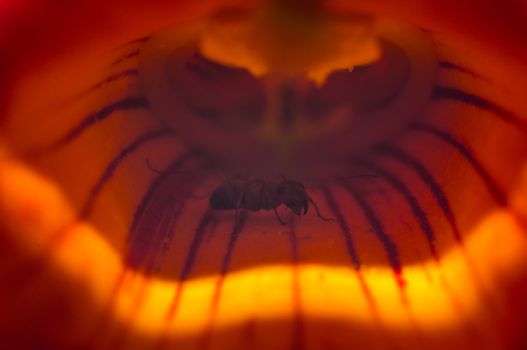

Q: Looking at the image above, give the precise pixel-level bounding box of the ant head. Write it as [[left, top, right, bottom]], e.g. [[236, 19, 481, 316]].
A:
[[287, 199, 309, 217], [276, 180, 308, 217]]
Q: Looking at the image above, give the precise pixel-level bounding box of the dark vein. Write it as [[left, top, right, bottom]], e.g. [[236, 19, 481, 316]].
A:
[[219, 212, 249, 276], [355, 158, 439, 261], [321, 186, 361, 269], [110, 49, 141, 66], [410, 122, 507, 205], [82, 269, 128, 350], [199, 213, 249, 350], [375, 143, 462, 242], [169, 211, 215, 314], [438, 61, 482, 80], [109, 276, 151, 350], [27, 97, 150, 158], [288, 219, 304, 350], [80, 128, 173, 218], [433, 86, 527, 134], [154, 211, 216, 350], [180, 211, 216, 282], [128, 151, 196, 236], [338, 181, 403, 283], [91, 69, 139, 91], [143, 205, 181, 274], [126, 151, 200, 270], [119, 36, 150, 48]]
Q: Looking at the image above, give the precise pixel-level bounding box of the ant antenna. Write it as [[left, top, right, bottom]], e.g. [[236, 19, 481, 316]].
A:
[[307, 195, 334, 222]]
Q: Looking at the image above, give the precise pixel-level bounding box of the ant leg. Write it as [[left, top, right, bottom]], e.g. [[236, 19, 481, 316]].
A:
[[233, 208, 240, 231], [220, 173, 239, 207], [263, 184, 287, 226], [307, 195, 334, 222], [272, 206, 287, 226], [217, 173, 243, 229], [233, 185, 247, 231]]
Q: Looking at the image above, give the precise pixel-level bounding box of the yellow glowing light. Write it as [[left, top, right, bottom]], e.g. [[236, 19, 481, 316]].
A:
[[2, 1, 527, 349], [2, 159, 526, 349], [199, 4, 381, 84]]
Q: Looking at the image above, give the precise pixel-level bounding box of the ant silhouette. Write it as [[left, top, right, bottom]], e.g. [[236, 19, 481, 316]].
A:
[[209, 176, 332, 226], [145, 158, 377, 226]]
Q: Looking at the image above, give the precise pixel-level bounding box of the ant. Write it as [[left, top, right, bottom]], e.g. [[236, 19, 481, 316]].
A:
[[209, 177, 332, 225], [144, 158, 376, 226]]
